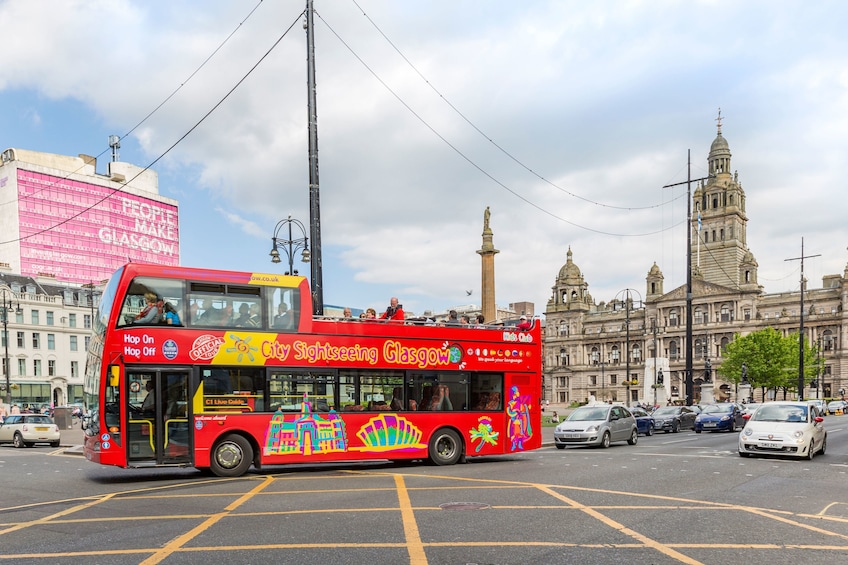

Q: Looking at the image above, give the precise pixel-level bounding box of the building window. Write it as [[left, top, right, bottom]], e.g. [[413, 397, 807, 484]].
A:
[[610, 374, 618, 385], [48, 359, 56, 377], [31, 310, 39, 325], [694, 308, 703, 324], [589, 375, 597, 386], [823, 331, 834, 351], [34, 359, 42, 377], [68, 314, 77, 328], [71, 361, 79, 378], [17, 331, 25, 348], [669, 341, 679, 360], [632, 344, 641, 361], [70, 335, 78, 352], [0, 329, 5, 349], [17, 359, 26, 376], [32, 332, 40, 349], [720, 306, 731, 322], [85, 336, 91, 350], [47, 333, 55, 350], [15, 310, 23, 323], [744, 309, 751, 321], [669, 310, 678, 327], [47, 311, 54, 325], [610, 346, 620, 364], [590, 347, 600, 364], [559, 323, 568, 336], [84, 314, 92, 329]]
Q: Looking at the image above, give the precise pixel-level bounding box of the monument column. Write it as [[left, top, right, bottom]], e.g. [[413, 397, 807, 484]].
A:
[[476, 206, 499, 324]]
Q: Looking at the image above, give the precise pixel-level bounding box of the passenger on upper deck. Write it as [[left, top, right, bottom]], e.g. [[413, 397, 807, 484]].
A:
[[273, 303, 293, 329], [445, 310, 459, 326], [134, 293, 163, 324], [342, 307, 352, 319], [516, 315, 532, 331], [365, 308, 377, 319], [379, 297, 404, 321]]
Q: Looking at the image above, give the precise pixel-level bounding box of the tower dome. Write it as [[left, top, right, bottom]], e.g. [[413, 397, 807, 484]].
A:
[[558, 247, 583, 282]]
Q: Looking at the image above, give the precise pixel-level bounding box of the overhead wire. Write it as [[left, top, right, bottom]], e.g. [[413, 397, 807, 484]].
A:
[[316, 9, 683, 238], [0, 7, 303, 247], [348, 0, 686, 213]]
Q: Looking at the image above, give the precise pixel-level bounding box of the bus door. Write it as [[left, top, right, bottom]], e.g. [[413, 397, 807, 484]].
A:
[[127, 369, 191, 465]]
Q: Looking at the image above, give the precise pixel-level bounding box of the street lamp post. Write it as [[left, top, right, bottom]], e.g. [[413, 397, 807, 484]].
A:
[[269, 215, 311, 278], [1, 288, 22, 406], [615, 288, 642, 403]]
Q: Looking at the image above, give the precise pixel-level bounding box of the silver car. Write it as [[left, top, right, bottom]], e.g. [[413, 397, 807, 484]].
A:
[[554, 404, 638, 449], [738, 401, 826, 459]]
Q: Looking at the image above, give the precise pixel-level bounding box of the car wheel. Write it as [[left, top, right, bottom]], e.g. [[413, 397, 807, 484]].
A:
[[627, 429, 638, 445], [806, 441, 815, 461], [13, 432, 25, 448], [50, 440, 60, 448], [672, 421, 680, 433], [695, 429, 701, 434], [210, 434, 253, 477], [646, 426, 653, 437], [819, 435, 827, 456], [738, 451, 750, 457], [600, 431, 611, 448]]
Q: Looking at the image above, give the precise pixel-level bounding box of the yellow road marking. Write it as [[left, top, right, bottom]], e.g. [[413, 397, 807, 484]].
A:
[[394, 474, 428, 565], [140, 475, 274, 565]]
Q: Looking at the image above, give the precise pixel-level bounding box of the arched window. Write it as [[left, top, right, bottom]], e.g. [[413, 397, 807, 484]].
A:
[[559, 348, 568, 366], [669, 340, 679, 360], [610, 346, 620, 364], [720, 336, 730, 353], [823, 330, 834, 351], [720, 305, 731, 322], [590, 347, 600, 364], [694, 338, 703, 359]]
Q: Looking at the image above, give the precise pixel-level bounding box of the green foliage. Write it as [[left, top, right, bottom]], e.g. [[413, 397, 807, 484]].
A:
[[719, 327, 819, 393]]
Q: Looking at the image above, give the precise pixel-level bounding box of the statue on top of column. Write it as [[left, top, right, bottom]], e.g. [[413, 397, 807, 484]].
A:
[[483, 206, 491, 231]]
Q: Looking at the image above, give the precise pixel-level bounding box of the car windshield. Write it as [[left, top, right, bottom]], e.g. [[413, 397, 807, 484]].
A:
[[752, 404, 808, 422], [701, 404, 732, 414], [652, 407, 678, 416], [567, 407, 610, 421], [631, 408, 648, 417]]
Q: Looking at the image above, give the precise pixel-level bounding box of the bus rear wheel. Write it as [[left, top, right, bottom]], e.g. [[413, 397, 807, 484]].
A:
[[429, 428, 462, 466], [210, 434, 253, 477]]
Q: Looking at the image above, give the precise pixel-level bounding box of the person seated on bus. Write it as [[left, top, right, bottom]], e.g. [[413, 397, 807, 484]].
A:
[[134, 293, 163, 324], [233, 303, 251, 326], [516, 315, 532, 331], [141, 380, 155, 415], [379, 297, 404, 321], [163, 302, 181, 325], [390, 387, 404, 411], [245, 303, 261, 327], [273, 303, 293, 329], [197, 298, 222, 325]]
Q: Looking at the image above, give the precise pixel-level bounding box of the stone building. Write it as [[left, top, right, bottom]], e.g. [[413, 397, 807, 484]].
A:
[[544, 124, 847, 407]]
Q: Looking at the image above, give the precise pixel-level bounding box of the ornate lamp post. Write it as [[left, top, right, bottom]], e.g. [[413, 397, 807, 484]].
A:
[[269, 215, 311, 278], [1, 288, 22, 406]]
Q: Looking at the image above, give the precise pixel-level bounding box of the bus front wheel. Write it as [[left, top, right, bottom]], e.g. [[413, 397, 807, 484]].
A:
[[210, 434, 253, 477], [428, 428, 462, 466]]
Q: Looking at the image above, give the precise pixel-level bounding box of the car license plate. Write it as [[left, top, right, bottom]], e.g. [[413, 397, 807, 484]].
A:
[[566, 434, 579, 438], [704, 423, 716, 427], [35, 427, 48, 431], [760, 442, 780, 449]]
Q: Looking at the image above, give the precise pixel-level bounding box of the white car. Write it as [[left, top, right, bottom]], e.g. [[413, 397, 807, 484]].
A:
[[738, 401, 826, 459], [0, 414, 61, 448]]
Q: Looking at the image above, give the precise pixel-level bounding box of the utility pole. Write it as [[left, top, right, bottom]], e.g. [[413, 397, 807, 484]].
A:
[[305, 0, 323, 315], [785, 238, 819, 400], [663, 152, 712, 406]]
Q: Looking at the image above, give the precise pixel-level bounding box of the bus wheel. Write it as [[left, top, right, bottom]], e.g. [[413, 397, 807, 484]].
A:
[[428, 428, 462, 466], [210, 434, 253, 477]]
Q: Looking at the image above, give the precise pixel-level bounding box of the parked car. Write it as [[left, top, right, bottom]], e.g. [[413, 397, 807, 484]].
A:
[[651, 405, 698, 433], [0, 414, 61, 448], [554, 404, 639, 449], [826, 400, 848, 415], [808, 399, 826, 416], [630, 407, 655, 436], [694, 402, 745, 433], [738, 400, 826, 459]]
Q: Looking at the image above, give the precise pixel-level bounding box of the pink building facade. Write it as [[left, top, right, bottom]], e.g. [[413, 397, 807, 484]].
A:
[[0, 148, 179, 284]]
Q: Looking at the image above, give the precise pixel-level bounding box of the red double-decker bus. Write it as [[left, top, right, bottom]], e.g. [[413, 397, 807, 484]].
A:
[[82, 263, 542, 477]]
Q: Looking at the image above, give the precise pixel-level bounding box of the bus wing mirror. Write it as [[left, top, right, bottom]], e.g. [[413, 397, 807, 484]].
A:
[[109, 366, 121, 387]]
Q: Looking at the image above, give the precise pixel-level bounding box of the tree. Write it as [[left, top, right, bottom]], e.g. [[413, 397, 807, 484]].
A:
[[719, 327, 818, 399]]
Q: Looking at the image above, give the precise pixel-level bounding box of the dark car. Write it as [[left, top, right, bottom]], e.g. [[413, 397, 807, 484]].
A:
[[651, 405, 698, 433], [630, 407, 655, 436], [694, 402, 745, 433]]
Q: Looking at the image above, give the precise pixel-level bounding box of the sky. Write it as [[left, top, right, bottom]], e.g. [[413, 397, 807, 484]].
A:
[[1, 0, 847, 318]]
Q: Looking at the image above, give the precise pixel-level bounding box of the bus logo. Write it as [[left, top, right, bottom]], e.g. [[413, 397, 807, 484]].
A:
[[190, 335, 225, 360], [162, 339, 178, 360]]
